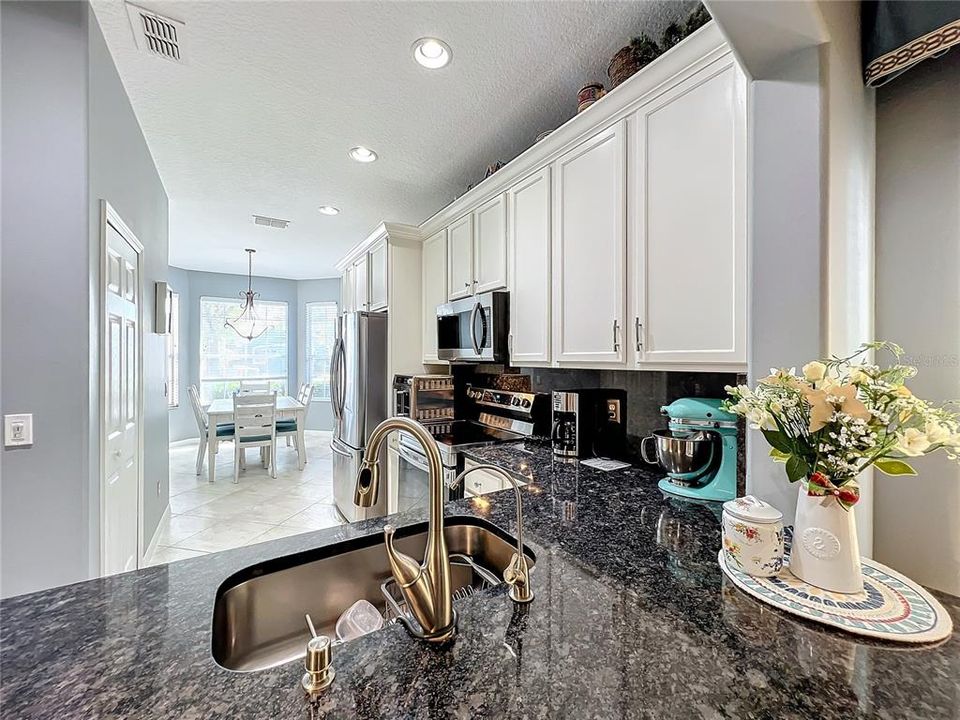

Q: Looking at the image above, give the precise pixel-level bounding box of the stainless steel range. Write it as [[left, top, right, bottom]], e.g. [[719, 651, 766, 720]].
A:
[[394, 384, 548, 513]]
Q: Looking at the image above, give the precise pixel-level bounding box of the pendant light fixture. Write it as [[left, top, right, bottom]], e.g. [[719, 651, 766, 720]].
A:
[[225, 249, 270, 341]]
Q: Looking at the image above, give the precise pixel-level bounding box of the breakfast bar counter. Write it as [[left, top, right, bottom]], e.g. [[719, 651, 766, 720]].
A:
[[2, 441, 957, 719]]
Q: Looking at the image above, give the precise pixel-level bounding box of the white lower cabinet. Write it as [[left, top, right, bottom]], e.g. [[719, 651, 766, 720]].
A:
[[552, 120, 627, 366], [508, 167, 551, 365], [421, 229, 447, 362], [630, 60, 747, 367], [463, 458, 524, 497]]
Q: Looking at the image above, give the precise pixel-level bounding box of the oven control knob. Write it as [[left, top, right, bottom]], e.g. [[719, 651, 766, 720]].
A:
[[521, 398, 531, 408], [511, 397, 520, 406]]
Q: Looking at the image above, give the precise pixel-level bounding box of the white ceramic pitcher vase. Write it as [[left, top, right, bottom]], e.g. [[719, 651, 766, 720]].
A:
[[789, 483, 863, 594]]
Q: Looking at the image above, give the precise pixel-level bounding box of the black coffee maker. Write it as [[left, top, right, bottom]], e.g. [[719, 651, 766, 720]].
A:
[[551, 389, 627, 459]]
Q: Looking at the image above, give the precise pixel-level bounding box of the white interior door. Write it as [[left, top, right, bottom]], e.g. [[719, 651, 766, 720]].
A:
[[101, 203, 143, 575]]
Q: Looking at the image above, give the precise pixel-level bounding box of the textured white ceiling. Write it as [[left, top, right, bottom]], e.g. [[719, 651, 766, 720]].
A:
[[92, 0, 695, 279]]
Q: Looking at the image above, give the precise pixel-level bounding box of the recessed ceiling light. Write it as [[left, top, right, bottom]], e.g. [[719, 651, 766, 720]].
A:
[[318, 205, 340, 216], [412, 37, 451, 69], [348, 146, 378, 163]]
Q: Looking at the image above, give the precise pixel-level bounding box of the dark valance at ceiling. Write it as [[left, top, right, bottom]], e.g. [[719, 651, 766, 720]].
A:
[[862, 0, 960, 86]]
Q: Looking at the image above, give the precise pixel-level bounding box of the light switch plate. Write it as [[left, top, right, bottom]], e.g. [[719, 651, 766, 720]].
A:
[[4, 413, 33, 447]]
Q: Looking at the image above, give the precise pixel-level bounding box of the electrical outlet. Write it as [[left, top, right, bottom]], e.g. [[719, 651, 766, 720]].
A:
[[606, 399, 622, 423], [4, 414, 33, 447]]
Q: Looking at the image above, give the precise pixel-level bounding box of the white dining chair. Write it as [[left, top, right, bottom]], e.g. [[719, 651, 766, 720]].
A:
[[277, 383, 312, 468], [189, 385, 235, 478], [233, 391, 278, 483], [239, 380, 270, 394]]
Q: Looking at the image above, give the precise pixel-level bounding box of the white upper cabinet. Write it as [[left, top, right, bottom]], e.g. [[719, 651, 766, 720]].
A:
[[508, 168, 551, 365], [630, 60, 747, 367], [422, 229, 447, 362], [353, 255, 369, 311], [447, 214, 474, 300], [342, 265, 355, 313], [552, 120, 627, 366], [473, 193, 508, 293], [368, 240, 388, 311]]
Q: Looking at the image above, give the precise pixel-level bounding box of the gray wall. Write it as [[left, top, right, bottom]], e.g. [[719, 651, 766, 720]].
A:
[[167, 266, 193, 441], [874, 52, 960, 595], [88, 10, 170, 561], [1, 1, 92, 598], [0, 3, 169, 597], [297, 278, 340, 431]]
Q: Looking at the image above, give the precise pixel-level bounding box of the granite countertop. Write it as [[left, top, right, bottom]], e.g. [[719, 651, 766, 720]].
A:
[[2, 441, 957, 719]]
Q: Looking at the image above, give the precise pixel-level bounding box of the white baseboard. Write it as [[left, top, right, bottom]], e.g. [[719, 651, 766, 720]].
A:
[[142, 505, 169, 565]]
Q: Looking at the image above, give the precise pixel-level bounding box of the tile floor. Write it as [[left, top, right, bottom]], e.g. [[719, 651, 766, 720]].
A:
[[146, 430, 343, 566]]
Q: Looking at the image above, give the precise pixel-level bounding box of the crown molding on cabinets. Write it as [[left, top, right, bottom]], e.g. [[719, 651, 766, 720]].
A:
[[335, 222, 422, 272], [418, 23, 729, 239]]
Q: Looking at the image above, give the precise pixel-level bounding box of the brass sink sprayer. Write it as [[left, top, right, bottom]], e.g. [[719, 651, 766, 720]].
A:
[[355, 417, 534, 643]]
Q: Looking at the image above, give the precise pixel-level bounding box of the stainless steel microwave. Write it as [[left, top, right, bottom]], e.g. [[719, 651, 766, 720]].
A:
[[436, 291, 509, 362]]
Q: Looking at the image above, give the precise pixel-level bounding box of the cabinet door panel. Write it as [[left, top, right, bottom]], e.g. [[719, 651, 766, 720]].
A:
[[553, 121, 626, 365], [508, 168, 551, 364], [422, 229, 447, 362], [474, 193, 507, 293], [447, 214, 474, 300], [342, 266, 355, 313], [633, 62, 746, 366], [368, 241, 388, 311], [353, 256, 369, 311]]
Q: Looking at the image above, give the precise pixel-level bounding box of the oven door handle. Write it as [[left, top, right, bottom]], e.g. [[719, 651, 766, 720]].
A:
[[398, 444, 430, 473]]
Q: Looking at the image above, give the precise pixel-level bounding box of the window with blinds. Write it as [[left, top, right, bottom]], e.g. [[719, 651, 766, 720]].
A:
[[199, 296, 288, 402], [304, 301, 338, 401], [166, 291, 180, 408]]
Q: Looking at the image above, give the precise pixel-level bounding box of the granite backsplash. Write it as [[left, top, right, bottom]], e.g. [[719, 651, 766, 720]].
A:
[[519, 367, 747, 490]]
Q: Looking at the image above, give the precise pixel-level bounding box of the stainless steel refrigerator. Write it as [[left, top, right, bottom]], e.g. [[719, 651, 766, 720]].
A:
[[330, 311, 389, 522]]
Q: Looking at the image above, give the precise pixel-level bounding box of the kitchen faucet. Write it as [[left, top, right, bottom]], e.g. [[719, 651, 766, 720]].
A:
[[449, 464, 533, 604], [354, 417, 456, 642]]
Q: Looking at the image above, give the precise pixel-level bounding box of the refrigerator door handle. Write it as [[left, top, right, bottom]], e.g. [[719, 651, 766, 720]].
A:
[[329, 338, 341, 419], [337, 340, 347, 418]]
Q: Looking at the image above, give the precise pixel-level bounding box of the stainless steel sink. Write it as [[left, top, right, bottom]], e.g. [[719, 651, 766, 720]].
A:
[[211, 516, 535, 672]]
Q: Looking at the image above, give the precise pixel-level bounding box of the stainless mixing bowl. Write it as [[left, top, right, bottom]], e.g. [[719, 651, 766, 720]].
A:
[[641, 429, 716, 485]]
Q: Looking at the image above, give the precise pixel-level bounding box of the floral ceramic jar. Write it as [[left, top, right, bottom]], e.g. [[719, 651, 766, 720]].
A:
[[722, 495, 785, 577]]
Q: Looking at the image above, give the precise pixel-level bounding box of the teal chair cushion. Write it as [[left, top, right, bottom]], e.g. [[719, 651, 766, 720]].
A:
[[215, 423, 235, 437], [276, 419, 297, 432], [238, 434, 272, 443]]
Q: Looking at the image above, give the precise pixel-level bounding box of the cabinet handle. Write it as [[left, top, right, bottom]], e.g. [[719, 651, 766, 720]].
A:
[[635, 317, 643, 351], [464, 282, 471, 288], [613, 320, 620, 352]]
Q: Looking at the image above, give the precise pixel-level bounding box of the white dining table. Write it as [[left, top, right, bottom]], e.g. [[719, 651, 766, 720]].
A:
[[205, 395, 306, 483]]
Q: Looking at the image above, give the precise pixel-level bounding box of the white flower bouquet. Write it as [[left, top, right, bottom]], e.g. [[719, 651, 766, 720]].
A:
[[723, 342, 960, 508]]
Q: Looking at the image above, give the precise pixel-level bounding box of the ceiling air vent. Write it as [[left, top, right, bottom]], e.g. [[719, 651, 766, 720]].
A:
[[252, 215, 291, 229], [125, 3, 185, 63]]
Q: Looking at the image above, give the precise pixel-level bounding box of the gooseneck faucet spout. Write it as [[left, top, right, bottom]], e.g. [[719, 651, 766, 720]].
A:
[[354, 417, 455, 642]]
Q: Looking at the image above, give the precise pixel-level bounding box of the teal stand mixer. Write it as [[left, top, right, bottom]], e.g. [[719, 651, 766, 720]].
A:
[[640, 398, 738, 502]]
